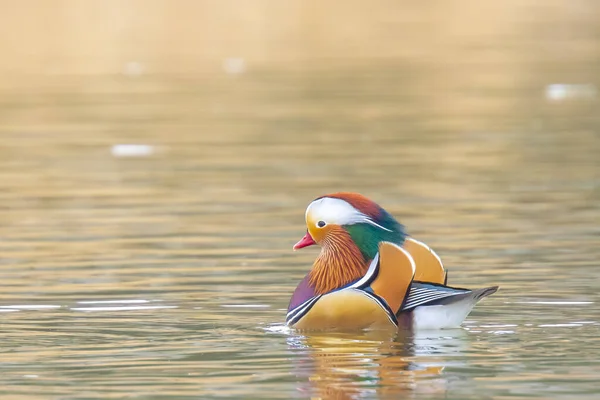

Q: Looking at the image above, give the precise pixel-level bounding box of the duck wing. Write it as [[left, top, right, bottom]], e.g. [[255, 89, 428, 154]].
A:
[[403, 238, 447, 285], [368, 241, 415, 313]]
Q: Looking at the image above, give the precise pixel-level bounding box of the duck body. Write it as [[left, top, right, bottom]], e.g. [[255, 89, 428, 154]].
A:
[[287, 193, 498, 331]]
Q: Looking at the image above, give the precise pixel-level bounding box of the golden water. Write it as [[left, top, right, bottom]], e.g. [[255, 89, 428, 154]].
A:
[[0, 1, 599, 399]]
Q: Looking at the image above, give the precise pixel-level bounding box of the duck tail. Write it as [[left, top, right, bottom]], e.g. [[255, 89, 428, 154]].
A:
[[401, 283, 498, 312], [406, 285, 499, 330], [431, 286, 498, 310], [472, 285, 499, 301]]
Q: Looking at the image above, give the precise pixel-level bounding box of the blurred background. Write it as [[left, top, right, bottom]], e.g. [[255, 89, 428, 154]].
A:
[[0, 1, 598, 399]]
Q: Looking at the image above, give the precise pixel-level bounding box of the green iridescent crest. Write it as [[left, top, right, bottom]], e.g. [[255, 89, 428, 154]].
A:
[[344, 210, 406, 261]]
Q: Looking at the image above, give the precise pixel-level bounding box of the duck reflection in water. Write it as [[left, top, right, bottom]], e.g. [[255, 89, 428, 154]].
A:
[[288, 328, 468, 399]]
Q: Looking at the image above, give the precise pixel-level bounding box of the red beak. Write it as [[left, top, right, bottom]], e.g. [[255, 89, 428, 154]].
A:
[[293, 231, 316, 250]]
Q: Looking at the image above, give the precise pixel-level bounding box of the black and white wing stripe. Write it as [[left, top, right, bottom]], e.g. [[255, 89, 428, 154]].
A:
[[401, 282, 471, 311], [286, 295, 322, 326]]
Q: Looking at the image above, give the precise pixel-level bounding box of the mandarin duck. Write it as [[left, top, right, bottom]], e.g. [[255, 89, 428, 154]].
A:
[[287, 193, 498, 330]]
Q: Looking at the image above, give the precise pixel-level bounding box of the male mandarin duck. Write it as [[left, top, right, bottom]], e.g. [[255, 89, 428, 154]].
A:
[[287, 192, 498, 331]]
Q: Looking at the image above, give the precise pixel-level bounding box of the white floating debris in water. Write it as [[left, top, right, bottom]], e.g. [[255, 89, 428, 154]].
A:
[[538, 323, 583, 328], [111, 144, 155, 157], [0, 309, 19, 313], [123, 61, 145, 77], [545, 84, 597, 101], [71, 305, 177, 312], [479, 324, 518, 328], [223, 57, 246, 75], [220, 304, 270, 308], [23, 375, 38, 378], [517, 301, 593, 305], [77, 299, 151, 304], [1, 305, 61, 310]]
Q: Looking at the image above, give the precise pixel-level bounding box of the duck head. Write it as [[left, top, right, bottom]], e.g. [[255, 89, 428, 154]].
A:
[[294, 192, 406, 294]]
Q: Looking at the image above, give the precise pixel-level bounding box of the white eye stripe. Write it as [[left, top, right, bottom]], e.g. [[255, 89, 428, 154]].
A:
[[363, 218, 392, 232], [306, 198, 363, 226], [306, 197, 391, 232]]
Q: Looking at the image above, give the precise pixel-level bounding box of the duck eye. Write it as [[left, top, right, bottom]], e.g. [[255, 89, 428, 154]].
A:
[[317, 220, 326, 228]]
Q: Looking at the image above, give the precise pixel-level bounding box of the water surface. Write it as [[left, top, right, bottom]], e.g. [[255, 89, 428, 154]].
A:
[[1, 3, 600, 399]]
